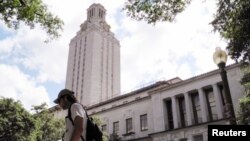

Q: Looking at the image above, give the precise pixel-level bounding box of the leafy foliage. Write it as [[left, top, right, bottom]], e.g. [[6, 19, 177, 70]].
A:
[[0, 0, 64, 42], [32, 103, 65, 141], [237, 62, 250, 124], [102, 132, 110, 141], [0, 98, 36, 141], [212, 0, 250, 62], [91, 116, 103, 126], [124, 0, 191, 24], [0, 98, 64, 141], [91, 116, 110, 141]]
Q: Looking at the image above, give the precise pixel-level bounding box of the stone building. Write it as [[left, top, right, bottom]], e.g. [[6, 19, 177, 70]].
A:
[[52, 3, 244, 141], [85, 63, 243, 141]]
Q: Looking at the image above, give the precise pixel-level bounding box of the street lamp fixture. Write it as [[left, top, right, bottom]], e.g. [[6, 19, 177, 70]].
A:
[[213, 47, 236, 125]]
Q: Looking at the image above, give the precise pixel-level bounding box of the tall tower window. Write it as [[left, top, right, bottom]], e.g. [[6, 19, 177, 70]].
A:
[[165, 99, 174, 130], [126, 118, 133, 133], [101, 124, 107, 132], [113, 121, 119, 135], [99, 9, 101, 18], [191, 92, 202, 124], [140, 114, 148, 131], [205, 88, 217, 121], [178, 96, 186, 127]]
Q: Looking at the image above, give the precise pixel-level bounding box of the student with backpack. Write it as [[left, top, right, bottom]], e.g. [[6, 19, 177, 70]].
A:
[[54, 89, 103, 141], [54, 89, 87, 141]]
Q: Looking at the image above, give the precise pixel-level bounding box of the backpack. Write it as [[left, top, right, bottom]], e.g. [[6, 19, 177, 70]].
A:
[[68, 103, 103, 141]]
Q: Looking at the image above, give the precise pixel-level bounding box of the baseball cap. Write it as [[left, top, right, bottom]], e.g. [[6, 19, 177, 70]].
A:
[[54, 89, 75, 104]]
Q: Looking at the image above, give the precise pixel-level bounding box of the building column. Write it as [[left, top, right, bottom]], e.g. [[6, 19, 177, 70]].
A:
[[198, 88, 208, 122], [184, 93, 192, 126], [152, 94, 165, 132], [212, 84, 224, 119], [171, 96, 178, 128]]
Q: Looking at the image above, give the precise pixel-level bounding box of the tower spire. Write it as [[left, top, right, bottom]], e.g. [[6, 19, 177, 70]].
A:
[[87, 3, 106, 23]]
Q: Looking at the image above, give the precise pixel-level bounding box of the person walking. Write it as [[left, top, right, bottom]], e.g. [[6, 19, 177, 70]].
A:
[[54, 89, 87, 141]]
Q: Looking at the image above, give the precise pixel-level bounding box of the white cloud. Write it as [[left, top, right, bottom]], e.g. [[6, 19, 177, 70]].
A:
[[117, 0, 235, 92], [0, 37, 15, 58], [0, 24, 67, 84], [0, 64, 50, 110]]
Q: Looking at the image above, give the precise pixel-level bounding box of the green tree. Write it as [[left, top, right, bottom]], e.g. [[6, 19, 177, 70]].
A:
[[91, 116, 110, 141], [124, 0, 191, 24], [237, 62, 250, 124], [0, 98, 36, 141], [124, 0, 250, 62], [0, 0, 64, 41], [0, 98, 64, 141], [32, 103, 65, 141], [211, 0, 250, 62]]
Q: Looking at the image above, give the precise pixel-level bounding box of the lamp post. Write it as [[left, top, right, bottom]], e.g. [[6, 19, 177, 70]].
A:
[[213, 47, 236, 125]]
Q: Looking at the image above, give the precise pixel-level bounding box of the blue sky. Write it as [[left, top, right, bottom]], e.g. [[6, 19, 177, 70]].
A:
[[0, 0, 234, 110]]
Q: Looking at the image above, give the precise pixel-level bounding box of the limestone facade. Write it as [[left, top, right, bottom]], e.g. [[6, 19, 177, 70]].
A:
[[65, 3, 120, 106], [85, 64, 243, 141]]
